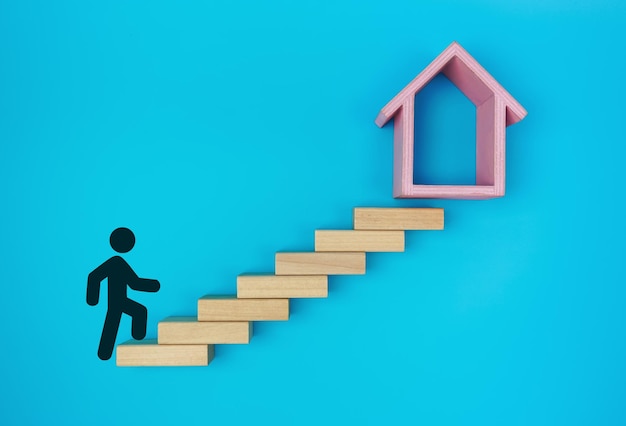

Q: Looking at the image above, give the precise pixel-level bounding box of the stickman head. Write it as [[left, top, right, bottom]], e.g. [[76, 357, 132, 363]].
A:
[[110, 227, 136, 253]]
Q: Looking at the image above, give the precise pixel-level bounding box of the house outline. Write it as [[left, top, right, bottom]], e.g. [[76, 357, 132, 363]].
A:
[[375, 41, 527, 199]]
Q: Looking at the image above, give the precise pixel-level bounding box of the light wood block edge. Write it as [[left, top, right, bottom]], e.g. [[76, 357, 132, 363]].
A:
[[275, 252, 366, 275], [198, 296, 290, 321], [116, 339, 214, 367], [315, 230, 405, 252], [353, 208, 444, 230], [158, 317, 252, 344], [237, 275, 328, 298]]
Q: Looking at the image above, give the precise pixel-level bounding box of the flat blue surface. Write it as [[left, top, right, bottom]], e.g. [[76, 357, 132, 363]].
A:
[[1, 1, 625, 424]]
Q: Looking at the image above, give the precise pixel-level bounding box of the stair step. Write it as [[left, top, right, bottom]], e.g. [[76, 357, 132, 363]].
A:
[[353, 208, 444, 230], [116, 339, 213, 367], [158, 317, 252, 344], [198, 296, 289, 321], [275, 252, 366, 275], [315, 230, 404, 252], [237, 274, 328, 298]]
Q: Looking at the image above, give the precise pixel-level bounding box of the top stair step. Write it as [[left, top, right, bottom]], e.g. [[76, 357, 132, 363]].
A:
[[353, 208, 444, 230]]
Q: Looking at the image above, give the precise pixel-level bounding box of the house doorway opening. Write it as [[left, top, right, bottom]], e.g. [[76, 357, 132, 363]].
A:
[[413, 73, 476, 186]]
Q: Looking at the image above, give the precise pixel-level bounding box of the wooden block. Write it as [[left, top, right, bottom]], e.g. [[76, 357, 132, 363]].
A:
[[237, 275, 328, 298], [158, 317, 252, 344], [354, 208, 444, 230], [116, 339, 213, 367], [375, 41, 527, 199], [275, 252, 365, 275], [315, 230, 404, 252], [198, 296, 289, 321]]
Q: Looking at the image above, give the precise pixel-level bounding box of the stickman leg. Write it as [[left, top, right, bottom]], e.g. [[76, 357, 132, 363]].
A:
[[98, 310, 122, 360], [123, 299, 148, 340]]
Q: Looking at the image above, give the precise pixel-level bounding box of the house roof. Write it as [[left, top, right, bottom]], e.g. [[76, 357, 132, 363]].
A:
[[375, 42, 527, 128]]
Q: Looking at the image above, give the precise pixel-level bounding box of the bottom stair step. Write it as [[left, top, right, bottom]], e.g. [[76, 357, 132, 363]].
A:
[[158, 317, 252, 344], [116, 339, 214, 367]]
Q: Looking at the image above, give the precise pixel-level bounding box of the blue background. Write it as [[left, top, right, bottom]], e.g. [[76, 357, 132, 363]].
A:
[[1, 1, 625, 424]]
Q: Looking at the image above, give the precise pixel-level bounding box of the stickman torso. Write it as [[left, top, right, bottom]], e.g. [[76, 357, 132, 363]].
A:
[[88, 255, 155, 312]]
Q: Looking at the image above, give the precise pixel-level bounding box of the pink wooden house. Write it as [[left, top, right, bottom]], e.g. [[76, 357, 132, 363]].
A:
[[376, 42, 527, 199]]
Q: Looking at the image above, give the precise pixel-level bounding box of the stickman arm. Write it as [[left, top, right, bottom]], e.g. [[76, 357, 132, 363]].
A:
[[87, 258, 115, 306], [123, 261, 160, 293], [130, 277, 160, 293]]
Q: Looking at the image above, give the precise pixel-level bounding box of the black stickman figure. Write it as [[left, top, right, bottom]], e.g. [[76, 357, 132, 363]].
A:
[[87, 227, 160, 360]]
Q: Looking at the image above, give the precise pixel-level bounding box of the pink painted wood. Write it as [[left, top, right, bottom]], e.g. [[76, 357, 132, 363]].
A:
[[375, 41, 527, 199]]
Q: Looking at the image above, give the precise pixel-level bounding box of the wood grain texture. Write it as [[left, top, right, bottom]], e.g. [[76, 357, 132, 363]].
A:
[[354, 208, 444, 230], [197, 296, 289, 321], [158, 317, 252, 344], [315, 230, 404, 252], [375, 41, 527, 199], [275, 252, 365, 275], [116, 339, 213, 367], [237, 275, 328, 298]]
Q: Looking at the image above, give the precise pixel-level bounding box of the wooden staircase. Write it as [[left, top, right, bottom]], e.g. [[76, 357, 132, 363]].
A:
[[116, 208, 444, 366]]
